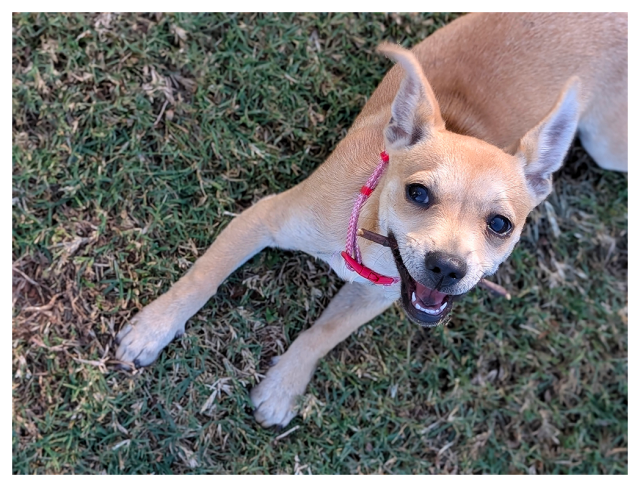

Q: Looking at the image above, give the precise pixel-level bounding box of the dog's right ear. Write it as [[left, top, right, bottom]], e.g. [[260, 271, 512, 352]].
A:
[[377, 43, 445, 150]]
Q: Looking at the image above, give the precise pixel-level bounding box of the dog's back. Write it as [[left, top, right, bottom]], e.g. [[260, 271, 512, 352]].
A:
[[356, 13, 627, 171]]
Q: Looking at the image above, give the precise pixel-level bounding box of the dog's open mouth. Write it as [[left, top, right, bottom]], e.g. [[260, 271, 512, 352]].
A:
[[388, 235, 452, 327]]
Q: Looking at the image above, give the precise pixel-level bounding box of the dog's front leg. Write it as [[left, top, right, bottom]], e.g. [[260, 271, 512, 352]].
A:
[[251, 281, 398, 428], [115, 191, 300, 368]]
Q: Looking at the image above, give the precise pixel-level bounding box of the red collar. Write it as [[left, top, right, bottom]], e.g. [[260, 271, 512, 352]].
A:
[[341, 151, 400, 286]]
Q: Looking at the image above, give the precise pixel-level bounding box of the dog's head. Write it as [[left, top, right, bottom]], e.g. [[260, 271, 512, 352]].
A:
[[375, 43, 581, 326]]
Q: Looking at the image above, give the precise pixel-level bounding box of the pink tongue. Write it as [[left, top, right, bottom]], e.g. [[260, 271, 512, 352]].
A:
[[415, 281, 447, 307]]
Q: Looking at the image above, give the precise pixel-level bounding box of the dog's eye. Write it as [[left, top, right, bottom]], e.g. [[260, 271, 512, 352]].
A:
[[407, 184, 430, 205], [488, 215, 512, 235]]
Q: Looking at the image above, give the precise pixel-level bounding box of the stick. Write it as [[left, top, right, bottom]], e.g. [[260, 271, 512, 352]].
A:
[[477, 279, 511, 300], [357, 227, 511, 299], [357, 228, 393, 247]]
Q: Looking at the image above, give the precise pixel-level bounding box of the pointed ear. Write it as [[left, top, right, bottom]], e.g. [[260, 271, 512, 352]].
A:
[[377, 43, 445, 150], [516, 77, 582, 205]]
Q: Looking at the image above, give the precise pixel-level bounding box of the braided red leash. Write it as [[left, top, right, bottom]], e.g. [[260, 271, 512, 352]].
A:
[[341, 151, 400, 286]]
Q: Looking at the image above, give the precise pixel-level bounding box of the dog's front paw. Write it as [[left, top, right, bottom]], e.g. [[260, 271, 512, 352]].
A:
[[250, 359, 313, 428], [115, 298, 185, 369]]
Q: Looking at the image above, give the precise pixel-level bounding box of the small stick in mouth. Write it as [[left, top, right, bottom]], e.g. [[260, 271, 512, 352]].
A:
[[357, 227, 511, 299], [357, 228, 395, 248], [477, 279, 511, 300]]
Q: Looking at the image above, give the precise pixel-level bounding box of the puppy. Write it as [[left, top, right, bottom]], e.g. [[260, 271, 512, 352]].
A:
[[116, 13, 627, 428]]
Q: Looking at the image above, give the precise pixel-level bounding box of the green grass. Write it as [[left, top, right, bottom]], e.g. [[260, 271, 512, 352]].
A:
[[12, 13, 627, 474]]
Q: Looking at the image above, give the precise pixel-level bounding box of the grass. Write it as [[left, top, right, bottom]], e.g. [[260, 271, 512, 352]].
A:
[[12, 13, 627, 474]]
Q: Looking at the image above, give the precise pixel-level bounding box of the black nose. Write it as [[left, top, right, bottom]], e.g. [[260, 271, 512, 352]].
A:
[[425, 251, 467, 287]]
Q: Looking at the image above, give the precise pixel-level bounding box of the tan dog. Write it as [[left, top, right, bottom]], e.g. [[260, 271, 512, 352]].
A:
[[115, 13, 627, 428]]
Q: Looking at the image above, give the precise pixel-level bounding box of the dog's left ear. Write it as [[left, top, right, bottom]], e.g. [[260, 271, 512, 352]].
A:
[[515, 77, 581, 206], [377, 43, 445, 150]]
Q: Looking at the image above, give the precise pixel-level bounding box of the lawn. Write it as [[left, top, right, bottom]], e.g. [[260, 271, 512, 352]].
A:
[[12, 13, 627, 474]]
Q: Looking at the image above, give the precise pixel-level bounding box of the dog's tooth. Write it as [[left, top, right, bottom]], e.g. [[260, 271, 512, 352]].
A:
[[411, 291, 417, 304], [417, 302, 436, 314]]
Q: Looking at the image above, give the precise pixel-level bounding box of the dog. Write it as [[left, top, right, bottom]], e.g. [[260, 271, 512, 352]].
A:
[[115, 13, 628, 428]]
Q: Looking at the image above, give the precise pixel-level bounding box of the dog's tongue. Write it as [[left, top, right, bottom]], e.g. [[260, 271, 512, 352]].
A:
[[415, 281, 447, 307]]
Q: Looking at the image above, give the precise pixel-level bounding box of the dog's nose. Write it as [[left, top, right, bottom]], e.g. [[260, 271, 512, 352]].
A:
[[425, 251, 467, 287]]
